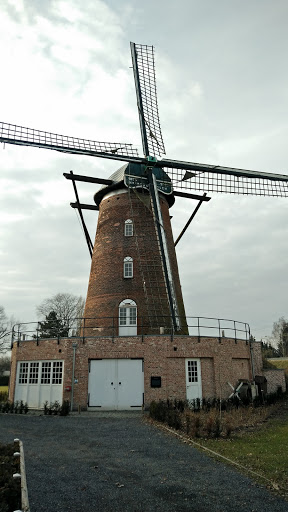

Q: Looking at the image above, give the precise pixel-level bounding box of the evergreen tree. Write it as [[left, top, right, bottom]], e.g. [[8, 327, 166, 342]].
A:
[[262, 340, 279, 358], [38, 311, 69, 338]]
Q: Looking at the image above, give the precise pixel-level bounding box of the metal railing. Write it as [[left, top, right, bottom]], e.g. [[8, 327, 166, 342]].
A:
[[11, 316, 250, 346]]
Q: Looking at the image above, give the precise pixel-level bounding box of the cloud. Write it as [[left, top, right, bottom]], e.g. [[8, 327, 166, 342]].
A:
[[0, 0, 287, 341]]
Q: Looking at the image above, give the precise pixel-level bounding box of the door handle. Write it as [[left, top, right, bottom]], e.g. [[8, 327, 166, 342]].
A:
[[111, 382, 113, 385], [119, 382, 121, 385]]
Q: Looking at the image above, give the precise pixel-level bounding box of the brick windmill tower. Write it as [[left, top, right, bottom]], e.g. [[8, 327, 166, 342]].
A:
[[1, 42, 288, 340], [83, 162, 188, 336]]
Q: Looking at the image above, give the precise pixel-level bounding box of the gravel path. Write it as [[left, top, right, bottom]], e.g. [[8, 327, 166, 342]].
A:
[[0, 412, 287, 512]]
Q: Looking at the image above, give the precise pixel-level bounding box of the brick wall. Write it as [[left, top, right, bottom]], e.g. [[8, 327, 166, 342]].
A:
[[10, 335, 253, 409], [262, 369, 286, 394], [251, 341, 263, 375]]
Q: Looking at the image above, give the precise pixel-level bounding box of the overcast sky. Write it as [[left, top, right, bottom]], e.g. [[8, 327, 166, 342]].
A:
[[1, 0, 288, 340]]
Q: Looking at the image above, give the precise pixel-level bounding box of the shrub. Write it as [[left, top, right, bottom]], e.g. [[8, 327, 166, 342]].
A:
[[149, 394, 285, 439], [60, 400, 70, 416], [43, 400, 70, 416], [213, 416, 222, 438], [167, 409, 182, 430], [0, 400, 29, 414]]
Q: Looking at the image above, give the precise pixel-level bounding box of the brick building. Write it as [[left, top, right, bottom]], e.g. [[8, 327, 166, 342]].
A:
[[8, 165, 286, 410], [9, 334, 261, 410]]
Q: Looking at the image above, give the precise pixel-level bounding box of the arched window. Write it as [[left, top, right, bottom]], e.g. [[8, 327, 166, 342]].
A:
[[119, 299, 137, 336], [124, 256, 133, 278], [124, 219, 133, 237]]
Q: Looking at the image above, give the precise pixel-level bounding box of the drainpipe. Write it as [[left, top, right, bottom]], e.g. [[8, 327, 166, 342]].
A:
[[71, 343, 78, 412]]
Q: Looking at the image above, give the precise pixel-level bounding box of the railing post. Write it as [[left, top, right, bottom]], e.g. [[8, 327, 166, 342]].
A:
[[234, 320, 237, 343], [170, 317, 174, 343], [11, 325, 15, 349], [197, 317, 200, 343], [218, 318, 222, 343], [82, 317, 85, 344], [246, 323, 250, 345], [36, 323, 39, 346]]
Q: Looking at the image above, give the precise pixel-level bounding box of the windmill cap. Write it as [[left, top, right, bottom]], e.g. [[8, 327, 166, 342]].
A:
[[94, 163, 175, 207]]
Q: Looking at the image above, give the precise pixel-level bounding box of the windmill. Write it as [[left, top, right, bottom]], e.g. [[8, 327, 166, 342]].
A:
[[1, 43, 288, 336]]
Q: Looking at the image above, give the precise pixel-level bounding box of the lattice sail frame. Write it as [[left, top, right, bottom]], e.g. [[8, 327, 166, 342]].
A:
[[131, 43, 166, 158], [1, 42, 288, 198], [0, 122, 138, 157], [165, 167, 288, 197]]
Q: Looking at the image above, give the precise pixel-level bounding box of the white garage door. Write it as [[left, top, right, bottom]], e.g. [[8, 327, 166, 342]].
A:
[[88, 359, 144, 410], [14, 360, 64, 409]]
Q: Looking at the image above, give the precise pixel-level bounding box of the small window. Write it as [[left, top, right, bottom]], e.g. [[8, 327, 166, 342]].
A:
[[29, 362, 39, 384], [52, 361, 63, 384], [41, 362, 52, 384], [124, 219, 133, 237], [187, 360, 198, 383], [124, 257, 133, 278], [19, 362, 29, 384], [119, 307, 127, 325]]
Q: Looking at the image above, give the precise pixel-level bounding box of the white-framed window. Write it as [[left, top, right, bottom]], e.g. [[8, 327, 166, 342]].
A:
[[124, 256, 133, 278], [18, 361, 64, 386], [119, 299, 137, 335], [41, 362, 52, 384], [187, 360, 198, 383], [52, 361, 63, 384], [19, 362, 29, 384], [29, 362, 39, 384], [124, 219, 133, 237]]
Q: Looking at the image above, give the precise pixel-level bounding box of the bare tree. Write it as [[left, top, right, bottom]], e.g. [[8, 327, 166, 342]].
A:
[[271, 316, 288, 357], [0, 306, 12, 354], [36, 293, 85, 334]]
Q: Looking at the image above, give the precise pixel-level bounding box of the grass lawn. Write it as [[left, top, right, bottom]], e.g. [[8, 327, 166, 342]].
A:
[[197, 406, 288, 496], [0, 386, 8, 393], [268, 358, 288, 375], [150, 400, 288, 499]]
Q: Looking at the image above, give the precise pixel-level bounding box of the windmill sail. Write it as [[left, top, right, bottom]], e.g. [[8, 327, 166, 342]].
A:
[[0, 121, 138, 160], [130, 43, 166, 158], [160, 160, 288, 197]]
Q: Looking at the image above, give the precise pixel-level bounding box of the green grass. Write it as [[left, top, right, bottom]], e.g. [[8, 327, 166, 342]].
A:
[[198, 413, 288, 494], [268, 358, 288, 375], [0, 386, 8, 393]]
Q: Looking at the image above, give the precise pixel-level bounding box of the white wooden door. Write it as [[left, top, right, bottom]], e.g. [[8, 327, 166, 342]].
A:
[[88, 359, 116, 409], [185, 359, 202, 401], [88, 359, 144, 410], [117, 359, 143, 408], [119, 305, 137, 336], [14, 360, 64, 409]]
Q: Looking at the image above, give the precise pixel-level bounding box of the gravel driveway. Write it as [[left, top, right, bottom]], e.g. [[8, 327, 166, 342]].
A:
[[0, 412, 287, 512]]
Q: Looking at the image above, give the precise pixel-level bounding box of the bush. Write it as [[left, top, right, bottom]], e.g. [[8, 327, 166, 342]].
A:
[[149, 394, 285, 439], [44, 400, 70, 416], [0, 400, 29, 414]]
